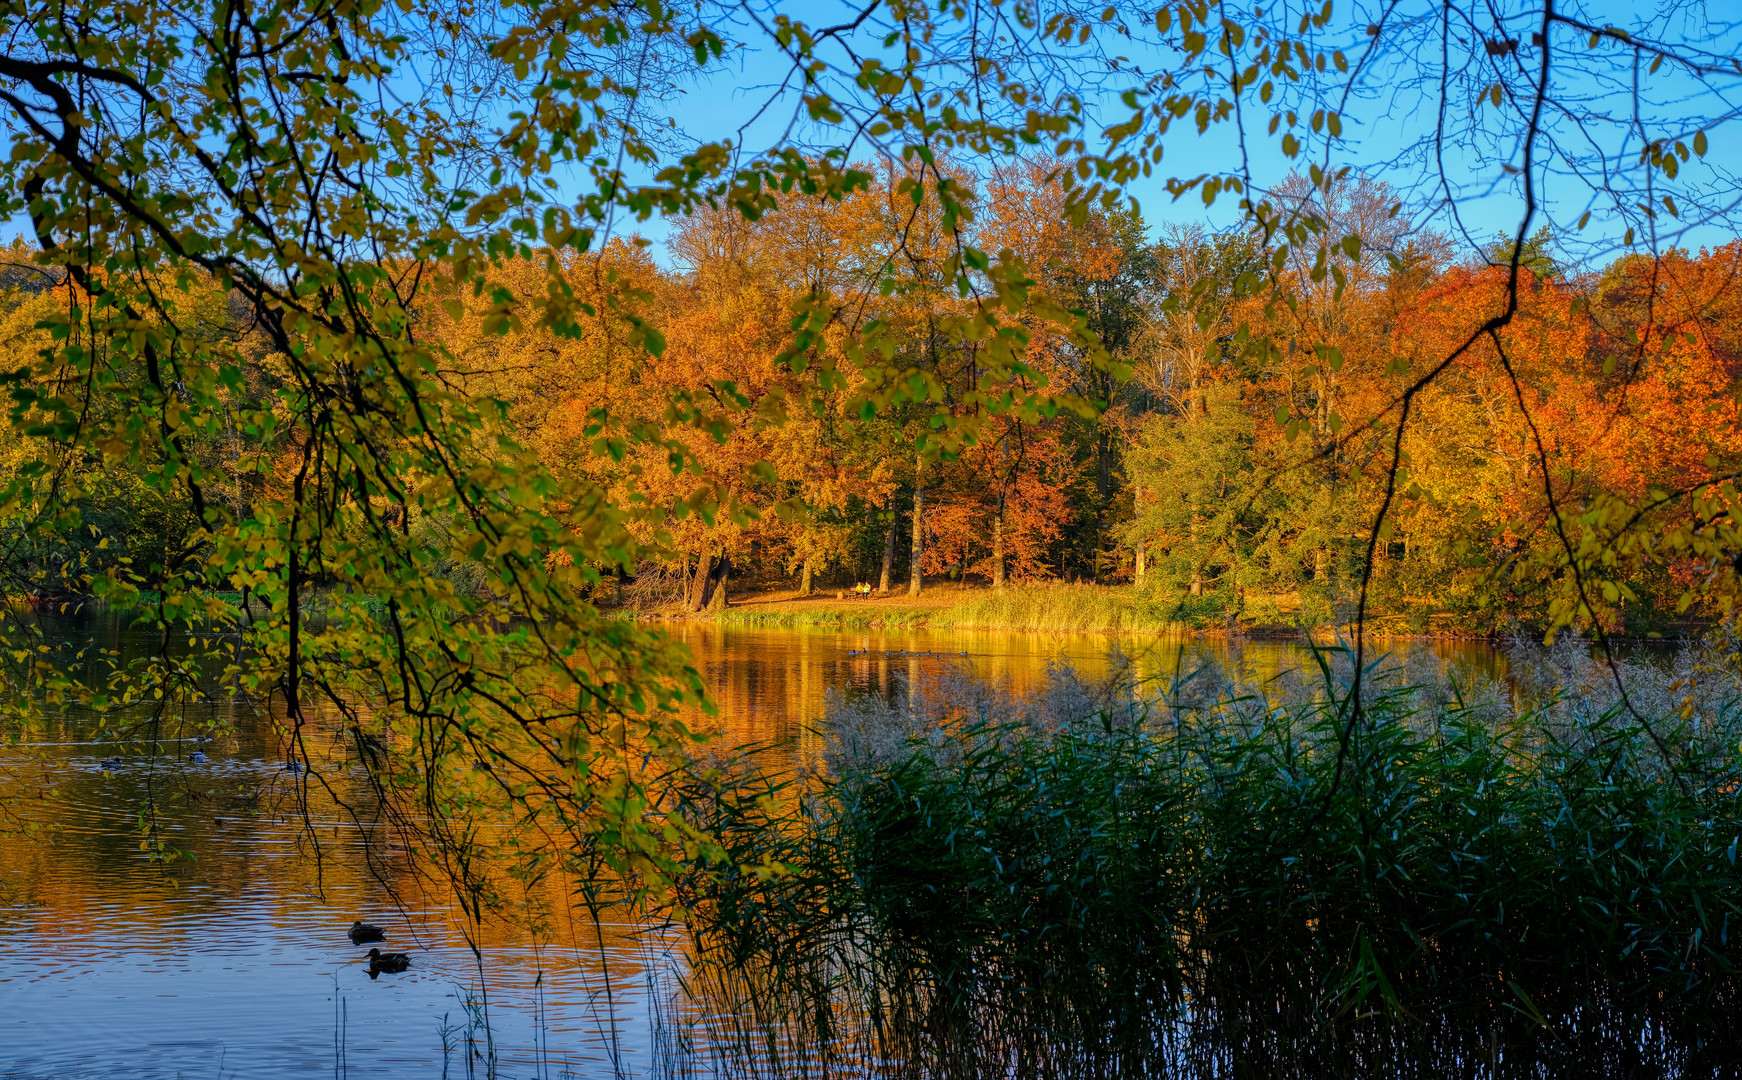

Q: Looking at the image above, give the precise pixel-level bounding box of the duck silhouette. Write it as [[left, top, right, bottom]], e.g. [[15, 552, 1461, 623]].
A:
[[99, 757, 122, 770], [187, 751, 208, 763], [348, 920, 386, 944], [366, 948, 411, 975]]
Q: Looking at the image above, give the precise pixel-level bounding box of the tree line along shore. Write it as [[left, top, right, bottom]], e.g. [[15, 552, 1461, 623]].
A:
[[6, 170, 1740, 642]]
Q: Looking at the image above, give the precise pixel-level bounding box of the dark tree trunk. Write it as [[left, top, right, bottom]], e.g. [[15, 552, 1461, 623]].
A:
[[879, 498, 899, 593], [992, 435, 1008, 589], [689, 552, 713, 610], [909, 455, 925, 597], [696, 555, 731, 611], [991, 496, 1006, 589]]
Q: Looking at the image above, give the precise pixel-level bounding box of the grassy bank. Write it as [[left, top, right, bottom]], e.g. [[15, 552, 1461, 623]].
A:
[[686, 581, 1214, 635], [687, 581, 1477, 637], [669, 640, 1742, 1078]]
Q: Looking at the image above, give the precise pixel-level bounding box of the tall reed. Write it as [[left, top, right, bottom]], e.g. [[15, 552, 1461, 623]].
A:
[[931, 582, 1196, 634], [666, 640, 1742, 1079]]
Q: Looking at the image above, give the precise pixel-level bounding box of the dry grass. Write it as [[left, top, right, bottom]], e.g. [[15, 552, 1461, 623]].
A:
[[683, 581, 1224, 635]]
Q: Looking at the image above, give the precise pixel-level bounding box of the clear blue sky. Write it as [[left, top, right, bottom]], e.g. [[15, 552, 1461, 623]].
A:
[[8, 1, 1738, 274], [605, 0, 1742, 273]]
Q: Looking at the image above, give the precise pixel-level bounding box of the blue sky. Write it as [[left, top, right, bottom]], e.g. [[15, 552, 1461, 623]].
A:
[[603, 0, 1742, 273], [8, 1, 1739, 275]]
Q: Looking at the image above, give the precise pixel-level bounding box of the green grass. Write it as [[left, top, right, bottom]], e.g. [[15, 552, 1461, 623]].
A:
[[705, 583, 1527, 639], [931, 581, 1220, 633]]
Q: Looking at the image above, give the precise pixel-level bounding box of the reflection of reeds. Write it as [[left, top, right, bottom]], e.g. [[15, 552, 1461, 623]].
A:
[[661, 639, 1742, 1078]]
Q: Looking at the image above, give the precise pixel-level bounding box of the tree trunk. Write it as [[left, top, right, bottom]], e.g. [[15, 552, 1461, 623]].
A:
[[991, 495, 1006, 589], [690, 550, 716, 611], [991, 434, 1008, 589], [1188, 495, 1203, 596], [696, 554, 731, 611], [707, 559, 730, 611], [800, 555, 814, 596], [1094, 429, 1111, 583], [1131, 482, 1144, 586], [909, 454, 925, 597], [879, 499, 899, 593]]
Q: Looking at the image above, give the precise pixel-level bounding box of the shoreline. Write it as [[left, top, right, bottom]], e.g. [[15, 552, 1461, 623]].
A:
[[625, 582, 1526, 642], [624, 581, 1711, 644]]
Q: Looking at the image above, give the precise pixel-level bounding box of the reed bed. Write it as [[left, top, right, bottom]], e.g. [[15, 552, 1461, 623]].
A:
[[663, 638, 1742, 1079], [708, 605, 938, 630], [704, 583, 1212, 634], [933, 582, 1200, 634]]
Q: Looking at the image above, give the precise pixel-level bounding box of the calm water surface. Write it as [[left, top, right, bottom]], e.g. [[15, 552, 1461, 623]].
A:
[[0, 621, 1499, 1078]]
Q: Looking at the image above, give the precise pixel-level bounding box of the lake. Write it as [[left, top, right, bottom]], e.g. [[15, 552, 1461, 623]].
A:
[[0, 619, 1504, 1078]]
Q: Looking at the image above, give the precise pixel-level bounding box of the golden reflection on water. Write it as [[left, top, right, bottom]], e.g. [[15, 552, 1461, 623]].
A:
[[666, 622, 1504, 762], [0, 621, 1503, 1077]]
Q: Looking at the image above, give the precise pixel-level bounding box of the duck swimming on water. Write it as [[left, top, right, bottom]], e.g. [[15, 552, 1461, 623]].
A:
[[348, 920, 386, 944], [187, 751, 208, 763], [366, 948, 411, 974]]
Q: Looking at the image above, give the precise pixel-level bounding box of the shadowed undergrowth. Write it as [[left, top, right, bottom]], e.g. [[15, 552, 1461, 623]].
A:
[[661, 638, 1742, 1079]]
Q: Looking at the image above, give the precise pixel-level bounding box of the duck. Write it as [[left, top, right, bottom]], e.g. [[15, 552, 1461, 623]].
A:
[[366, 948, 411, 973], [348, 920, 386, 944], [187, 751, 208, 763], [284, 760, 304, 774], [99, 757, 122, 770]]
